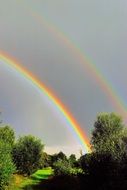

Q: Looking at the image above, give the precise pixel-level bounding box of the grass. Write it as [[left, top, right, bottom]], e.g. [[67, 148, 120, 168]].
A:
[[6, 175, 26, 190], [31, 167, 53, 180], [8, 168, 82, 190], [8, 168, 53, 190]]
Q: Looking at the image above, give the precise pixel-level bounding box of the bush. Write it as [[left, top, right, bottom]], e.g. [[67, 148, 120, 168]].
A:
[[0, 141, 15, 189], [69, 154, 77, 167], [53, 159, 83, 176], [12, 135, 44, 175], [69, 168, 84, 175], [0, 126, 15, 147], [53, 159, 72, 176], [39, 152, 51, 168]]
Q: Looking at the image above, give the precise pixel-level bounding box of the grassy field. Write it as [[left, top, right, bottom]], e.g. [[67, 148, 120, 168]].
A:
[[8, 168, 53, 190], [7, 168, 82, 190]]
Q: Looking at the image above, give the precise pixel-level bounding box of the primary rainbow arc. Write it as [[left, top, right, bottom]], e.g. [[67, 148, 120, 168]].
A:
[[0, 51, 91, 153]]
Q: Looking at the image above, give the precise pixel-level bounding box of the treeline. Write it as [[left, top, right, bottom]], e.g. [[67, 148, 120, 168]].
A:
[[0, 125, 81, 189], [1, 112, 127, 190]]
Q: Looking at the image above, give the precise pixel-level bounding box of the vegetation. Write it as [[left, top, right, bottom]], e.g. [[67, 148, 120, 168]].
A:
[[39, 152, 51, 168], [31, 168, 53, 180], [50, 151, 67, 167], [78, 113, 127, 190], [69, 154, 77, 167], [12, 135, 44, 175], [0, 126, 15, 146], [1, 112, 127, 189], [91, 112, 126, 159], [0, 126, 15, 190], [0, 142, 15, 189]]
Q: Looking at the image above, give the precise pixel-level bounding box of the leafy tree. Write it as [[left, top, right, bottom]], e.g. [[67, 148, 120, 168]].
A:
[[50, 151, 67, 166], [56, 151, 67, 160], [91, 112, 126, 159], [39, 152, 51, 168], [12, 135, 44, 175], [53, 159, 72, 176], [0, 126, 15, 147], [69, 154, 77, 167], [0, 141, 15, 189], [78, 113, 127, 190], [53, 158, 83, 176]]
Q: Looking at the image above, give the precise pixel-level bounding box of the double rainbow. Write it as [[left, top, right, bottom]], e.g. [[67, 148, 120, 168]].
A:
[[1, 1, 127, 154]]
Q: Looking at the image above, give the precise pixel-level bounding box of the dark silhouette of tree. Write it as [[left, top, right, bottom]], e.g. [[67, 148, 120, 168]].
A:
[[79, 113, 127, 190]]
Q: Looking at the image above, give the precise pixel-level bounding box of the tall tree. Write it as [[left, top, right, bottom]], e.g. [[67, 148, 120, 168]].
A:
[[91, 112, 126, 159]]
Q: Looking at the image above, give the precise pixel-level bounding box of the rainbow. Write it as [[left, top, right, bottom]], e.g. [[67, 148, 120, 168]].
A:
[[17, 1, 127, 121], [1, 2, 127, 154], [0, 51, 91, 153]]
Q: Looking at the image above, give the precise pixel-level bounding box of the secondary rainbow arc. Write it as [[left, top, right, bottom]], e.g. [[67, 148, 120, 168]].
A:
[[0, 51, 91, 153], [17, 1, 127, 121]]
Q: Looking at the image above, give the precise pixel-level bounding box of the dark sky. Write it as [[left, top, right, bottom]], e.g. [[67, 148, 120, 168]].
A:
[[0, 0, 127, 156]]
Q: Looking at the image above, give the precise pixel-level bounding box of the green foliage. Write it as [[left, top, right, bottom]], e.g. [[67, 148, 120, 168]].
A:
[[0, 141, 15, 190], [50, 151, 67, 167], [39, 152, 51, 168], [12, 135, 44, 175], [56, 151, 67, 160], [69, 154, 77, 167], [0, 126, 15, 189], [53, 159, 72, 176], [78, 113, 127, 190], [69, 168, 84, 175], [53, 159, 82, 176], [0, 126, 15, 147], [91, 112, 126, 159]]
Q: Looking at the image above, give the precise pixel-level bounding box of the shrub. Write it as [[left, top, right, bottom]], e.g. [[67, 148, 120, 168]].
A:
[[53, 159, 71, 176], [0, 141, 15, 189], [12, 135, 44, 175], [0, 126, 15, 147], [53, 159, 83, 176]]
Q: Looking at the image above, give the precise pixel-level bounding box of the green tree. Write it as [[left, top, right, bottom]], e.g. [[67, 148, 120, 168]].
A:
[[78, 113, 127, 190], [53, 159, 72, 176], [69, 154, 77, 167], [39, 152, 51, 168], [0, 141, 15, 189], [0, 126, 15, 147], [53, 158, 83, 176], [91, 112, 126, 159], [12, 135, 44, 175], [50, 151, 67, 167], [57, 151, 67, 160]]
